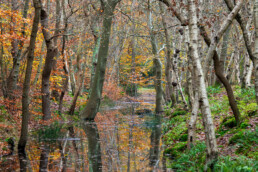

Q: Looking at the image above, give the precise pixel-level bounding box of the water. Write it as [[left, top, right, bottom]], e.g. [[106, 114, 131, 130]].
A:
[[0, 101, 165, 172]]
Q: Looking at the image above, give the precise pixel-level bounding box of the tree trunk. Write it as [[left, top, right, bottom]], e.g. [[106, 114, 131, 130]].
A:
[[33, 43, 45, 86], [255, 0, 258, 104], [160, 2, 175, 104], [0, 22, 7, 98], [7, 0, 29, 99], [148, 1, 164, 114], [51, 0, 61, 100], [188, 0, 218, 169], [173, 50, 188, 109], [224, 0, 255, 63], [243, 54, 254, 88], [40, 8, 58, 120], [216, 26, 231, 85], [130, 0, 137, 97], [188, 57, 199, 149], [80, 0, 121, 120], [68, 51, 85, 115], [18, 0, 41, 152], [58, 0, 69, 114]]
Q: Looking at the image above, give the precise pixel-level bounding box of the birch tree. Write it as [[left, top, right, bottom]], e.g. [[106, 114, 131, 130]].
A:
[[255, 0, 258, 104], [188, 0, 218, 168]]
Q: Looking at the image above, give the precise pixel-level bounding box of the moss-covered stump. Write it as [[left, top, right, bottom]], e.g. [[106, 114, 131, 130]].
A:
[[221, 117, 237, 128]]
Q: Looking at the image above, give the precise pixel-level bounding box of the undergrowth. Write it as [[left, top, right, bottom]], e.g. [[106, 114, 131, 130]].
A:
[[163, 86, 257, 171]]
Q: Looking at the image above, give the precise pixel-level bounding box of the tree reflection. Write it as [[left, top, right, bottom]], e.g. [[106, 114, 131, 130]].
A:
[[82, 122, 102, 172], [149, 114, 162, 170]]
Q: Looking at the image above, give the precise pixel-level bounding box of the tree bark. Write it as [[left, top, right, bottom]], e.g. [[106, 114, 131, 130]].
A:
[[188, 0, 218, 169], [148, 1, 164, 114], [80, 0, 121, 120], [7, 0, 29, 99], [40, 7, 58, 120], [160, 2, 175, 104], [255, 0, 258, 104], [51, 0, 61, 100], [224, 0, 255, 63], [204, 0, 244, 78], [216, 26, 231, 85], [173, 50, 188, 109], [188, 54, 199, 149], [33, 43, 45, 86], [58, 0, 69, 114], [18, 0, 41, 152]]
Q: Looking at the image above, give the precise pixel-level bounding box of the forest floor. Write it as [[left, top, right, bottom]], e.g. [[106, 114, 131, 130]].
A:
[[162, 85, 257, 171], [0, 86, 257, 171]]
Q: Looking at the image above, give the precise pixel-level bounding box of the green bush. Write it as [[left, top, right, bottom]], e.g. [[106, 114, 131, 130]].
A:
[[214, 156, 257, 172], [167, 142, 206, 171], [221, 117, 237, 128], [167, 142, 257, 172], [179, 134, 188, 142], [172, 110, 187, 117], [164, 142, 187, 159], [229, 128, 258, 156], [36, 121, 65, 143]]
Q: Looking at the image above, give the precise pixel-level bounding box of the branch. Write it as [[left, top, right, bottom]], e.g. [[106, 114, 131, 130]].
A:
[[224, 0, 255, 62], [49, 33, 74, 41], [158, 0, 188, 26], [204, 0, 244, 75]]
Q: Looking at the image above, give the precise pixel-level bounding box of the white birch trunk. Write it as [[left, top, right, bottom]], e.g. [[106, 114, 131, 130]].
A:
[[254, 0, 258, 104], [188, 0, 218, 168]]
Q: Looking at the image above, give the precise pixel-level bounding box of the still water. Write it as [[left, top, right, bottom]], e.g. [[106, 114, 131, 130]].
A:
[[1, 100, 165, 171]]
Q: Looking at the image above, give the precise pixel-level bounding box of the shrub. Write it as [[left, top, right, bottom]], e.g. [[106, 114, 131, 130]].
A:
[[229, 128, 258, 156], [167, 142, 206, 171], [221, 117, 237, 128], [172, 110, 187, 117], [214, 156, 257, 172], [164, 142, 187, 159]]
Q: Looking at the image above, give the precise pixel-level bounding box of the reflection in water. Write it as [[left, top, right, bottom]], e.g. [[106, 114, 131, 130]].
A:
[[82, 122, 102, 172], [149, 114, 162, 171], [1, 104, 165, 171], [18, 150, 28, 172], [39, 144, 50, 172]]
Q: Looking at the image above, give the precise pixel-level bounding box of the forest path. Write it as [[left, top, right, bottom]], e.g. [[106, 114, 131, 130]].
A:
[[136, 87, 156, 104]]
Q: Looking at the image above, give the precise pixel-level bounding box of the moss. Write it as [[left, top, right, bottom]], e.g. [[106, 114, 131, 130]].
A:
[[164, 142, 187, 159], [239, 122, 250, 129], [229, 130, 245, 145], [164, 147, 180, 158], [172, 110, 187, 117], [179, 134, 188, 142], [221, 117, 237, 129], [174, 142, 187, 151]]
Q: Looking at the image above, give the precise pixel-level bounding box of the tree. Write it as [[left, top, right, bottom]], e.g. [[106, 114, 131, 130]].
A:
[[255, 0, 258, 104], [148, 0, 164, 114], [80, 0, 121, 120], [188, 0, 218, 168], [18, 0, 41, 152], [40, 6, 58, 120]]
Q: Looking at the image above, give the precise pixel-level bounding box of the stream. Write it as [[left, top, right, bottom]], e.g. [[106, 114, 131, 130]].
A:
[[0, 94, 165, 171]]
